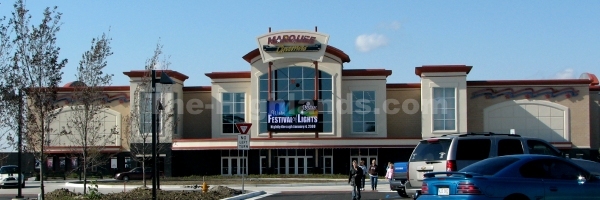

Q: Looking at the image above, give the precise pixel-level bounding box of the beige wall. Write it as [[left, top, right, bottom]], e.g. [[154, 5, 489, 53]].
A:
[[590, 91, 600, 149], [341, 77, 388, 138], [420, 72, 469, 138], [182, 90, 212, 139], [386, 88, 422, 138], [467, 85, 591, 147]]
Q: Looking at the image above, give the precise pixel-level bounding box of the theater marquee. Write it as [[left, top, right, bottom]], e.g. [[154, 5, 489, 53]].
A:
[[256, 30, 330, 63]]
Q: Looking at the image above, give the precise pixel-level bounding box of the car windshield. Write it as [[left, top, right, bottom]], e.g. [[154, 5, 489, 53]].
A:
[[460, 157, 520, 176], [0, 167, 18, 174], [410, 139, 452, 162]]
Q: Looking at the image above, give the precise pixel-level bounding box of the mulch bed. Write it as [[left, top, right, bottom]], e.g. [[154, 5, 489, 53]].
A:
[[45, 185, 241, 200]]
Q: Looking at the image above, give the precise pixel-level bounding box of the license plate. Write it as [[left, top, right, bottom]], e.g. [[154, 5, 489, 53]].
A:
[[438, 187, 449, 196]]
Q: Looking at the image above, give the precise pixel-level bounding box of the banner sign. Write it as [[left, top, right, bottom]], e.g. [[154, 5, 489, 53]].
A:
[[267, 100, 319, 132], [256, 30, 330, 63]]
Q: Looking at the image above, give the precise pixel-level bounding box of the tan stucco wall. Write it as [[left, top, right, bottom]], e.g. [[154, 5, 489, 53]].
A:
[[467, 85, 591, 148], [182, 90, 212, 139], [590, 91, 600, 150], [386, 88, 422, 139]]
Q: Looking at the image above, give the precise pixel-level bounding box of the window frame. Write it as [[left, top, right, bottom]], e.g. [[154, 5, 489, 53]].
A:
[[432, 87, 457, 132], [221, 92, 246, 134], [351, 90, 376, 134], [139, 92, 162, 136]]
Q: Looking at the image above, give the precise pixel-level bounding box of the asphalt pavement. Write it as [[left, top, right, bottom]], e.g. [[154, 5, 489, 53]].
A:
[[0, 178, 403, 200]]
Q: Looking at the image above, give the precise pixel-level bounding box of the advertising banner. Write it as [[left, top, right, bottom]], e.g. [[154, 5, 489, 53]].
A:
[[267, 100, 319, 132]]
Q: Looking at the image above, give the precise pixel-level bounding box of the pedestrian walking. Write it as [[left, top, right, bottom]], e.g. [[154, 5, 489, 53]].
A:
[[385, 162, 394, 191], [359, 160, 367, 191], [368, 159, 378, 191], [348, 160, 363, 200]]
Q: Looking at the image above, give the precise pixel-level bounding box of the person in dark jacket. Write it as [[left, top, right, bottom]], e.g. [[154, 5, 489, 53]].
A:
[[348, 160, 363, 200], [368, 159, 378, 191]]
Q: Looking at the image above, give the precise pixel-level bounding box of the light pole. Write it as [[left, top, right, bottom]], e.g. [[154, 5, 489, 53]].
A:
[[1, 87, 24, 199], [150, 70, 174, 200]]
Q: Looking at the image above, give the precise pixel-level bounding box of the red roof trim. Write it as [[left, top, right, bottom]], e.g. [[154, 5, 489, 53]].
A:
[[205, 71, 251, 79], [415, 65, 473, 77], [590, 86, 600, 91], [183, 86, 212, 91], [342, 69, 392, 77], [172, 137, 421, 142], [242, 45, 351, 63], [172, 144, 416, 150], [57, 86, 130, 92], [583, 73, 599, 86], [123, 70, 189, 81], [467, 79, 592, 86], [387, 83, 421, 88]]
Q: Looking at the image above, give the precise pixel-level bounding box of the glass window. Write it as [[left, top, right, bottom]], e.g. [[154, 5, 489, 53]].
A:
[[139, 92, 160, 135], [222, 92, 245, 134], [259, 66, 333, 133], [547, 160, 587, 180], [526, 140, 561, 156], [432, 87, 456, 131], [352, 91, 376, 133], [497, 139, 524, 156], [410, 139, 452, 161], [456, 139, 492, 160]]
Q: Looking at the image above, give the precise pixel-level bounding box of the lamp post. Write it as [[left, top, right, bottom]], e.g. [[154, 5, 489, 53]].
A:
[[150, 70, 174, 200], [1, 87, 23, 199]]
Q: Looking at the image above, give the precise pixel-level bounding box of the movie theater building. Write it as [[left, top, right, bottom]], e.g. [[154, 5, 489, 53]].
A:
[[46, 30, 600, 177]]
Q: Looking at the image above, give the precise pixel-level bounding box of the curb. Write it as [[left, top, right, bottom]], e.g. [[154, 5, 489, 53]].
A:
[[64, 182, 185, 189], [221, 191, 266, 200]]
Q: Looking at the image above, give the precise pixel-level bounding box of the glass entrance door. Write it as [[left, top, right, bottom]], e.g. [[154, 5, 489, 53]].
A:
[[323, 156, 333, 174], [278, 156, 310, 175], [221, 157, 246, 175]]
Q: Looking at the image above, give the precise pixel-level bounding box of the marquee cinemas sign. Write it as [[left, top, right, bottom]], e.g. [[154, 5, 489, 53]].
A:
[[267, 100, 320, 132], [256, 30, 330, 63]]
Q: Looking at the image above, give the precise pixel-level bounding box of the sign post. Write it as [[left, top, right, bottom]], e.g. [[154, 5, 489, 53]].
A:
[[236, 123, 252, 194]]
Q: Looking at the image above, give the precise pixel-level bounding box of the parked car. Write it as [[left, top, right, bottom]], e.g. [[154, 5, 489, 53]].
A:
[[405, 132, 563, 198], [0, 165, 25, 188], [114, 167, 154, 181], [389, 162, 409, 198], [418, 154, 598, 200]]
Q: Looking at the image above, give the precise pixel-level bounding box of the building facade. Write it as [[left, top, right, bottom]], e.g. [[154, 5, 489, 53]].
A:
[[42, 30, 600, 177]]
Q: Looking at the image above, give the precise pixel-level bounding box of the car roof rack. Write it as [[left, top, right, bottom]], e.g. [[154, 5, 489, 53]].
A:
[[458, 132, 521, 137]]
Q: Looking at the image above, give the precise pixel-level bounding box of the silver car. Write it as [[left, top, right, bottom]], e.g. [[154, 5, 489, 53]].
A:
[[0, 165, 25, 188], [404, 132, 563, 198]]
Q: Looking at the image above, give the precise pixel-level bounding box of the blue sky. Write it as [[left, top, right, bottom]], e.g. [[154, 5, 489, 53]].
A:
[[1, 0, 599, 88]]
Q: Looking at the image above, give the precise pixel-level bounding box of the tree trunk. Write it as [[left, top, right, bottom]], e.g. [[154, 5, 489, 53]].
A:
[[40, 144, 45, 199], [142, 138, 146, 187], [83, 149, 87, 194]]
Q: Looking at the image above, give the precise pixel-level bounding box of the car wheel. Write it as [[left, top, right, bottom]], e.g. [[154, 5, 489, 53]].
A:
[[123, 176, 129, 181], [504, 194, 529, 200], [397, 190, 409, 198]]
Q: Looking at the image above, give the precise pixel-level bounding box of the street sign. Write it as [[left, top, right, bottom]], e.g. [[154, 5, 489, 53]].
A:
[[235, 123, 252, 134], [237, 135, 250, 150]]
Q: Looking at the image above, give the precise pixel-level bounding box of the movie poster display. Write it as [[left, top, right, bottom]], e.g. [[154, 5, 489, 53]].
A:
[[267, 100, 319, 132]]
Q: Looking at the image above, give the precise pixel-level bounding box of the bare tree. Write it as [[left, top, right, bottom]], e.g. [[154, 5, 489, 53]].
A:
[[123, 41, 176, 187], [3, 1, 67, 198], [0, 2, 14, 161], [59, 32, 114, 194]]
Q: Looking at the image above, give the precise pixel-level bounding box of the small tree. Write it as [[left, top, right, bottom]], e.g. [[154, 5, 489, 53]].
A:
[[60, 32, 114, 194], [4, 1, 67, 198], [0, 2, 14, 161], [124, 41, 176, 187]]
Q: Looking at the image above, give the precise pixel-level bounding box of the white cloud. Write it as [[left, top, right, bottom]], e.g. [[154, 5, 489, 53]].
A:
[[355, 34, 389, 52], [553, 68, 575, 79]]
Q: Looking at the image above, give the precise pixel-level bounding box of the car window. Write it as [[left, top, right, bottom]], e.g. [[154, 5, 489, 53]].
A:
[[547, 160, 587, 180], [460, 157, 520, 176], [520, 160, 548, 179], [456, 139, 491, 160], [498, 139, 524, 156], [0, 167, 18, 174], [527, 140, 561, 156], [410, 139, 452, 162]]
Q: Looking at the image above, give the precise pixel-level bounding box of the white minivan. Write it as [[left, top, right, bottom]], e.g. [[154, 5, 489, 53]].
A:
[[404, 132, 563, 198]]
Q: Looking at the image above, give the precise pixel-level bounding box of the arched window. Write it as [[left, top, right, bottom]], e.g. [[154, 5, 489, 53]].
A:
[[259, 66, 332, 133]]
